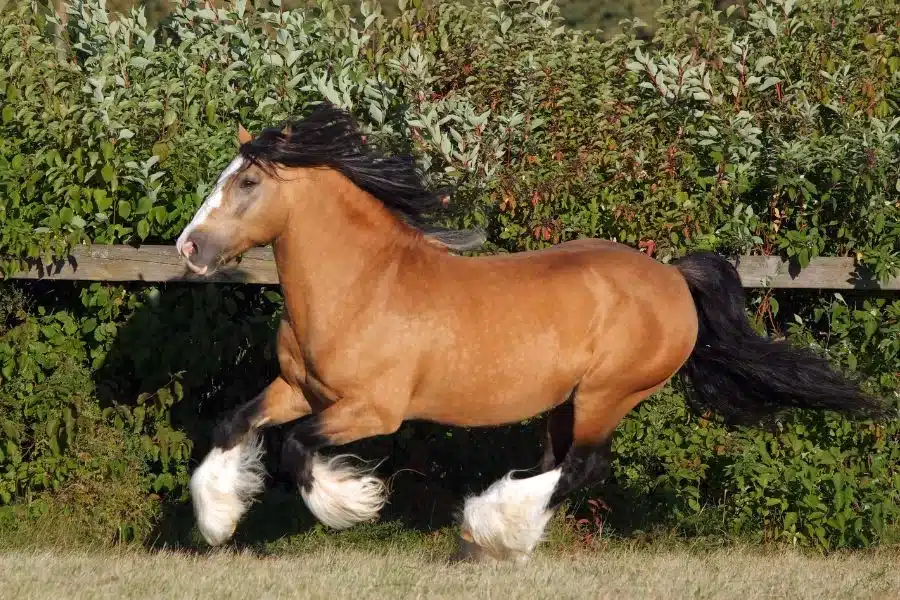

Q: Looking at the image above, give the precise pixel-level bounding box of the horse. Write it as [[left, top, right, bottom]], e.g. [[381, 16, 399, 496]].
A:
[[174, 103, 885, 562]]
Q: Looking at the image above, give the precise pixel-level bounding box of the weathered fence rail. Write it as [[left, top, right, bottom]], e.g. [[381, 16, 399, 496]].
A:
[[4, 244, 900, 290]]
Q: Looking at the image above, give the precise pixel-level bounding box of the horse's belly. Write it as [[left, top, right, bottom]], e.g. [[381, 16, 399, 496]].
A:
[[409, 366, 578, 427]]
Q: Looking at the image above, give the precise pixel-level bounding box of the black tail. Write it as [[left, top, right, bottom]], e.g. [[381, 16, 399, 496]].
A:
[[673, 251, 888, 426]]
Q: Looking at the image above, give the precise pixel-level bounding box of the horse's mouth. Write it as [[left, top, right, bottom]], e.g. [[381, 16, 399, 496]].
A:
[[183, 253, 241, 277], [183, 258, 209, 276]]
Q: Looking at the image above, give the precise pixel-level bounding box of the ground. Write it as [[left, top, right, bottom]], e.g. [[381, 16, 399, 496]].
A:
[[3, 533, 899, 599]]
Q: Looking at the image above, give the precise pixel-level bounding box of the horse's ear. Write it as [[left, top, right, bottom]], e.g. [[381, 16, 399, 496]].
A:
[[237, 123, 253, 145]]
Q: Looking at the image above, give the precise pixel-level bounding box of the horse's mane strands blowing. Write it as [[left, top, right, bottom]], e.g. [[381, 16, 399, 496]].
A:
[[237, 103, 449, 232]]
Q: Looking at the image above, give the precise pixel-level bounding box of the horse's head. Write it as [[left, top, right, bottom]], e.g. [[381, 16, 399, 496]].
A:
[[175, 125, 297, 275], [176, 104, 485, 275]]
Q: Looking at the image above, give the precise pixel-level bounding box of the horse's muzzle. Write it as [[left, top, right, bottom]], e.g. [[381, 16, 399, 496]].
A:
[[177, 229, 225, 275]]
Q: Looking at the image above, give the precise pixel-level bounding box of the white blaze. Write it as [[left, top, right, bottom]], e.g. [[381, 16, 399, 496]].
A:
[[175, 156, 246, 256]]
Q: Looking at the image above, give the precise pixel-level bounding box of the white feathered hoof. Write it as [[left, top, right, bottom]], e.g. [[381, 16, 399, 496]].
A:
[[459, 468, 562, 563], [189, 436, 266, 546], [299, 454, 387, 530]]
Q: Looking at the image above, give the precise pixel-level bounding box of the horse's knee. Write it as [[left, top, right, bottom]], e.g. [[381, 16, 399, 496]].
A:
[[212, 394, 264, 450], [213, 377, 312, 450]]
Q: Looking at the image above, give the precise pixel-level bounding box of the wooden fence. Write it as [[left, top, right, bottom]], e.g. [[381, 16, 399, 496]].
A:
[[6, 244, 900, 290]]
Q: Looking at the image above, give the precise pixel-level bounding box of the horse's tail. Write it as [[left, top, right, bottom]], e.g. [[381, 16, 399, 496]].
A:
[[672, 251, 888, 425]]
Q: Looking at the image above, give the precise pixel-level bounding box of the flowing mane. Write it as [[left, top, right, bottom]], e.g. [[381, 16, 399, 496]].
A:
[[238, 103, 454, 234]]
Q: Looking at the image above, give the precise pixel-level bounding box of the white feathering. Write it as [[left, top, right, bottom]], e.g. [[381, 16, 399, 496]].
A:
[[190, 435, 266, 546], [460, 468, 562, 562], [300, 454, 387, 530]]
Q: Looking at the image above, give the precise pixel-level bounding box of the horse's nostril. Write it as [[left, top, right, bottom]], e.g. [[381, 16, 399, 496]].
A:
[[183, 240, 197, 258]]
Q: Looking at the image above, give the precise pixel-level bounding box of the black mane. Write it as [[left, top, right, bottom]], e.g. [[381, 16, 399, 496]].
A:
[[238, 103, 448, 229]]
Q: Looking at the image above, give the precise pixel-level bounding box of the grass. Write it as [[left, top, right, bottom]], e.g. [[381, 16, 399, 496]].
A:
[[2, 529, 898, 599], [2, 482, 898, 599]]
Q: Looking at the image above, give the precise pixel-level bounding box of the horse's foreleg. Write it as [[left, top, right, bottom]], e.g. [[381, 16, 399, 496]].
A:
[[191, 376, 311, 546], [460, 384, 661, 563], [280, 398, 404, 530]]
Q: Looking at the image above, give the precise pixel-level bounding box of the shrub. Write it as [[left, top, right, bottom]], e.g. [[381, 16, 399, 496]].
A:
[[0, 0, 897, 550]]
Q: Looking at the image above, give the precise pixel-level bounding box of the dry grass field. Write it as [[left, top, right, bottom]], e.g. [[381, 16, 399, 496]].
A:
[[2, 545, 899, 600]]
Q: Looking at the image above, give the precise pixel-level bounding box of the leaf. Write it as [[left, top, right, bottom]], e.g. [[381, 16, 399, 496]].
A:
[[46, 416, 60, 455], [101, 164, 115, 183], [136, 195, 153, 214], [94, 189, 111, 211], [129, 57, 151, 70], [755, 56, 776, 71], [758, 76, 781, 91], [1, 106, 13, 123], [118, 200, 132, 219], [625, 61, 644, 72], [368, 103, 384, 124], [152, 142, 170, 162], [286, 49, 302, 67], [137, 219, 150, 240], [152, 206, 168, 224], [118, 129, 135, 140], [319, 83, 342, 106]]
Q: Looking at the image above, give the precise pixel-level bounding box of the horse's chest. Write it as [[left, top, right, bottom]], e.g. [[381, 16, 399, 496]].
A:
[[293, 339, 376, 401]]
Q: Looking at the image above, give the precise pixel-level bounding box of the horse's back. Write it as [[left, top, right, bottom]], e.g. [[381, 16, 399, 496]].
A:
[[403, 237, 698, 426], [473, 237, 631, 262]]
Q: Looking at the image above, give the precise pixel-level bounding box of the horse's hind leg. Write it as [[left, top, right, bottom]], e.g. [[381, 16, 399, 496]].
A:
[[453, 399, 574, 564], [540, 395, 575, 471], [190, 376, 311, 546], [459, 384, 662, 563]]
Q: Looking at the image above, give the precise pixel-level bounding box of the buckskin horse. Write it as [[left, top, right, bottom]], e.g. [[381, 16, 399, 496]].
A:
[[174, 103, 885, 562]]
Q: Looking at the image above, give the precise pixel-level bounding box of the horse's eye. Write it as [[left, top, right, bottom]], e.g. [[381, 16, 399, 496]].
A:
[[240, 176, 258, 189]]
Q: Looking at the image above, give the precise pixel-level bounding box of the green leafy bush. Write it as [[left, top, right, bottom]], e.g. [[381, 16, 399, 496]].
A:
[[0, 0, 897, 550]]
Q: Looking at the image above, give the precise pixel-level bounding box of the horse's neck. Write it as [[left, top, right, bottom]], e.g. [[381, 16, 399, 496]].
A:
[[272, 184, 425, 346]]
